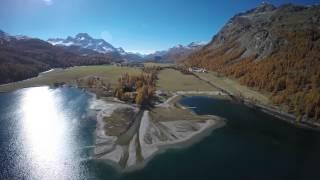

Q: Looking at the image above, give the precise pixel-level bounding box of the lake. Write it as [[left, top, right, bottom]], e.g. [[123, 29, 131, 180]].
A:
[[0, 88, 319, 180]]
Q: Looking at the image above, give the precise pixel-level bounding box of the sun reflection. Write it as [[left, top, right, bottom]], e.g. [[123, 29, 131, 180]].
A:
[[20, 87, 72, 178]]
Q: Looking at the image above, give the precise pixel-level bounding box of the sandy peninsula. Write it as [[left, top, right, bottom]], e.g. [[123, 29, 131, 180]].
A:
[[90, 92, 225, 170]]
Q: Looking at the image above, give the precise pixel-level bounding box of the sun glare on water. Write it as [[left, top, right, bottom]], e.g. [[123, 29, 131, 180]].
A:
[[19, 87, 79, 179]]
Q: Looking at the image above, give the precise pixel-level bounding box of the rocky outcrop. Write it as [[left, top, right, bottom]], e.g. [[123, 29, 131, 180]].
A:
[[205, 3, 317, 60]]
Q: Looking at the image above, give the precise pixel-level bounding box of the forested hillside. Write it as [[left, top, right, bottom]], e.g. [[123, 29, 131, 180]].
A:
[[0, 32, 120, 84], [185, 3, 320, 121]]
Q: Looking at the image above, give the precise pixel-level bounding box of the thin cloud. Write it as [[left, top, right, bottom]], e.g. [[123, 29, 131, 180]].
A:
[[43, 0, 53, 6]]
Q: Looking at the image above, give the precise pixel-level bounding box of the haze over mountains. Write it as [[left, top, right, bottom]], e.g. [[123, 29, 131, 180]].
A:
[[185, 3, 320, 120]]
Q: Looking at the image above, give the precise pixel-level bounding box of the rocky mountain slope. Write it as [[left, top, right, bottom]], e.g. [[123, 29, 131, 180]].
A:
[[145, 42, 205, 62], [185, 3, 320, 121], [0, 30, 120, 84]]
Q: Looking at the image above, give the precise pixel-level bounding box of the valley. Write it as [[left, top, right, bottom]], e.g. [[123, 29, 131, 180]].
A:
[[1, 1, 320, 179]]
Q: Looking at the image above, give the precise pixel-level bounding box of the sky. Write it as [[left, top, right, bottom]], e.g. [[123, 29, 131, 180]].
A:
[[0, 0, 319, 54]]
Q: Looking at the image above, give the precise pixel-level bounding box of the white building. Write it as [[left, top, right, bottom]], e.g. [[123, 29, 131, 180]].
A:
[[188, 67, 207, 73]]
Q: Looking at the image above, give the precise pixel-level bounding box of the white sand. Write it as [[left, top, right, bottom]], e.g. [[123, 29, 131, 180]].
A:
[[91, 94, 225, 170], [98, 145, 123, 163], [138, 111, 219, 160], [90, 96, 135, 164], [155, 94, 179, 108], [127, 134, 138, 167]]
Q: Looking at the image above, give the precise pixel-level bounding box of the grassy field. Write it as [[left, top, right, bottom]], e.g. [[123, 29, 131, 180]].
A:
[[0, 65, 271, 106], [157, 69, 217, 92], [0, 65, 141, 92], [195, 71, 271, 105], [143, 62, 174, 68]]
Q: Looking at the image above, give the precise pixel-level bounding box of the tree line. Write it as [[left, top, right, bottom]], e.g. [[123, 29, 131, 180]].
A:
[[114, 66, 160, 107]]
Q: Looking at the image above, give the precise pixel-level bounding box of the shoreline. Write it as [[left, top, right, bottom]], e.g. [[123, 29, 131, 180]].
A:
[[188, 71, 320, 130], [123, 116, 225, 172], [175, 91, 320, 132], [243, 100, 320, 132]]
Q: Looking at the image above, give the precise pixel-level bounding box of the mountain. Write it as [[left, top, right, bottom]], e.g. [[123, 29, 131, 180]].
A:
[[48, 33, 119, 54], [145, 42, 205, 62], [0, 30, 30, 43], [0, 30, 119, 84], [0, 30, 10, 42], [185, 3, 320, 121], [47, 33, 146, 62], [122, 52, 145, 62]]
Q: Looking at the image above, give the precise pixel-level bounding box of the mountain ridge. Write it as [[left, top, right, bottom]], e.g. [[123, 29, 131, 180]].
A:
[[145, 41, 206, 62]]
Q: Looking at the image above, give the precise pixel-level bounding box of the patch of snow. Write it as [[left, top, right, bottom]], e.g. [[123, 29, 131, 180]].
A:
[[62, 42, 74, 46], [14, 35, 30, 40], [47, 33, 118, 53], [85, 43, 93, 48], [103, 46, 113, 52], [48, 40, 74, 46], [48, 40, 63, 45]]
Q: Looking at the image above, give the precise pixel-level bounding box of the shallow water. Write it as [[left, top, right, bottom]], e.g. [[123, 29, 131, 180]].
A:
[[0, 89, 319, 180]]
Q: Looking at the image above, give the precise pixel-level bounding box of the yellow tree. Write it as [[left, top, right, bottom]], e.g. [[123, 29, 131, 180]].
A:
[[135, 87, 145, 105]]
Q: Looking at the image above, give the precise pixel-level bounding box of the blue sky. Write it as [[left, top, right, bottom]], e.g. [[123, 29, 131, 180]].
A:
[[0, 0, 319, 54]]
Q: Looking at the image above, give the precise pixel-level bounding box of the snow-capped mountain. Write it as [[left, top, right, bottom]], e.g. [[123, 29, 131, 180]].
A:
[[116, 47, 126, 55], [186, 41, 207, 48], [47, 33, 148, 61], [170, 41, 207, 50], [145, 41, 207, 62], [0, 30, 10, 41], [48, 33, 119, 54], [0, 30, 30, 42]]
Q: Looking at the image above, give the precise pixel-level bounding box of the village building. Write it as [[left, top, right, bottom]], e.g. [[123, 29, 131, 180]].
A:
[[188, 67, 207, 73]]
